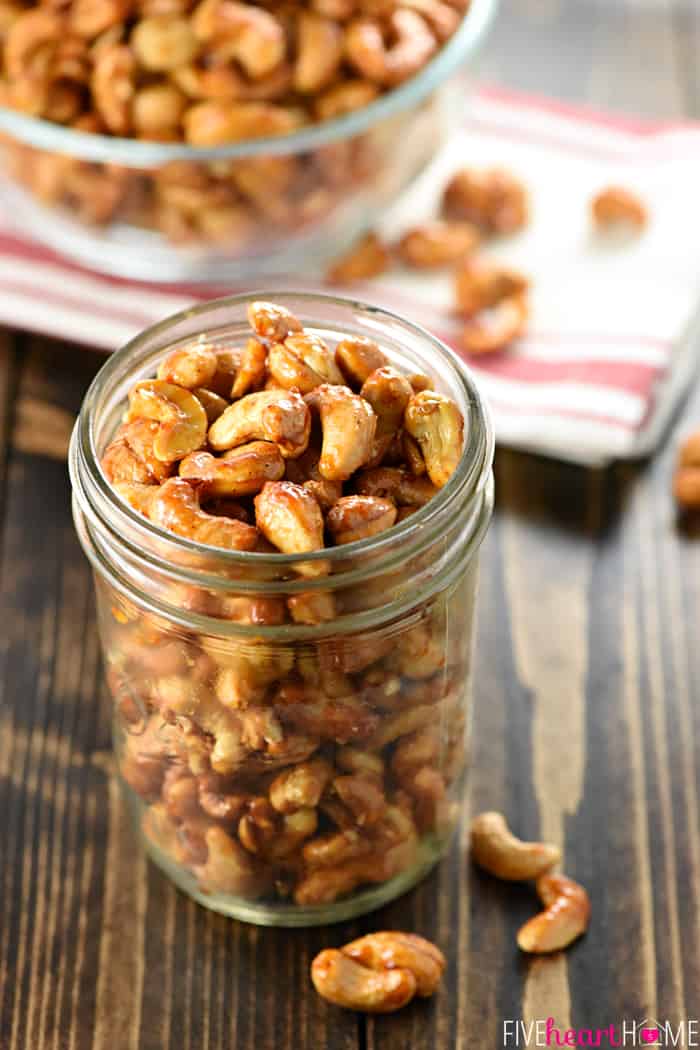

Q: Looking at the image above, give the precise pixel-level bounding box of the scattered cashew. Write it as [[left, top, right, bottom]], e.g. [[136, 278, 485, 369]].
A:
[[305, 384, 376, 480], [455, 259, 530, 318], [127, 379, 208, 461], [208, 389, 310, 458], [397, 220, 479, 268], [442, 167, 529, 234], [517, 874, 591, 954], [327, 494, 396, 544], [403, 390, 463, 487], [591, 186, 647, 231], [311, 931, 445, 1012], [326, 232, 391, 283], [470, 811, 561, 881], [461, 295, 528, 356], [178, 441, 285, 496]]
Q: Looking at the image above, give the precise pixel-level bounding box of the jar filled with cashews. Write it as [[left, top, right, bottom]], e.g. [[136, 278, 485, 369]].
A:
[[69, 292, 494, 925]]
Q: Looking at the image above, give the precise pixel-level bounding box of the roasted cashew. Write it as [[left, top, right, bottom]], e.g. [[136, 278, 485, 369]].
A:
[[132, 81, 188, 137], [442, 167, 529, 235], [268, 332, 344, 393], [331, 772, 385, 825], [178, 441, 285, 497], [304, 384, 376, 481], [137, 477, 260, 549], [4, 10, 63, 81], [287, 590, 337, 625], [285, 449, 343, 511], [70, 0, 133, 38], [191, 0, 286, 78], [269, 756, 333, 813], [397, 220, 479, 269], [208, 389, 310, 458], [127, 379, 208, 461], [311, 949, 417, 1012], [461, 295, 529, 356], [470, 811, 561, 881], [314, 78, 379, 121], [360, 365, 413, 466], [231, 338, 267, 398], [157, 343, 218, 389], [195, 825, 270, 897], [355, 465, 438, 506], [91, 42, 136, 134], [407, 372, 434, 393], [192, 387, 229, 423], [336, 746, 384, 779], [183, 100, 302, 145], [131, 15, 199, 71], [247, 300, 302, 342], [342, 932, 446, 997], [591, 185, 647, 230], [674, 430, 700, 508], [517, 874, 591, 954], [403, 390, 463, 488], [454, 259, 529, 318], [294, 11, 344, 93], [254, 480, 326, 574], [326, 495, 396, 545], [102, 419, 176, 484], [335, 335, 388, 387], [326, 232, 390, 283], [345, 9, 436, 86]]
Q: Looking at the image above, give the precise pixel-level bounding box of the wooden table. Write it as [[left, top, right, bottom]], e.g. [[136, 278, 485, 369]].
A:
[[1, 3, 699, 1047]]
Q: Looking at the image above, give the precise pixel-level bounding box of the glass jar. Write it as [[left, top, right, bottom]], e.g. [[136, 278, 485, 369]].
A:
[[69, 292, 494, 926]]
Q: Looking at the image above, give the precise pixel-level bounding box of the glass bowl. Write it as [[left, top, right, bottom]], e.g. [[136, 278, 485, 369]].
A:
[[0, 0, 497, 282]]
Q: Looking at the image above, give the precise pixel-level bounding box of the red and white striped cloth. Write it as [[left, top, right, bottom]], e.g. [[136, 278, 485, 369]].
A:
[[1, 86, 699, 465]]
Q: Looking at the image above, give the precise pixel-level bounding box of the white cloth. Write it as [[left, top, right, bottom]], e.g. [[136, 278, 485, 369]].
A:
[[1, 86, 699, 466]]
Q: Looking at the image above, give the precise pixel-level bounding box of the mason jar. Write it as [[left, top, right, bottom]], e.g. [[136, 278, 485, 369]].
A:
[[69, 292, 494, 926]]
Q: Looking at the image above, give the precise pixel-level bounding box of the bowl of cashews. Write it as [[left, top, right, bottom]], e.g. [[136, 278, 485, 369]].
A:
[[0, 0, 497, 281]]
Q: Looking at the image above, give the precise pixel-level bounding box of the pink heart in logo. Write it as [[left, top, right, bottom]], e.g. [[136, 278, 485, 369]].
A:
[[641, 1029, 659, 1044]]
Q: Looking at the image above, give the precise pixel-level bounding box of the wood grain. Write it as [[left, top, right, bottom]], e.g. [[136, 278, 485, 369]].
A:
[[1, 2, 700, 1047]]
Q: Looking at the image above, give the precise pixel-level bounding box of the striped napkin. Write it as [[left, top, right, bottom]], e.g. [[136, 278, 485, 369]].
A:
[[1, 86, 699, 466]]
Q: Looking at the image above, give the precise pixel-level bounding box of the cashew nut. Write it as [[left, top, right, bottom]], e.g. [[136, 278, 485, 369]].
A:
[[674, 430, 700, 508], [269, 756, 333, 813], [247, 300, 302, 342], [195, 825, 270, 897], [397, 220, 479, 269], [311, 931, 444, 1012], [178, 441, 285, 497], [345, 9, 436, 86], [294, 11, 344, 93], [102, 419, 175, 484], [455, 258, 530, 318], [191, 0, 286, 79], [156, 343, 218, 389], [360, 365, 413, 465], [326, 231, 390, 284], [304, 384, 376, 481], [231, 337, 267, 398], [442, 167, 529, 235], [461, 295, 529, 356], [403, 390, 463, 488], [334, 335, 388, 390], [91, 42, 136, 134], [355, 465, 438, 506], [127, 379, 208, 461], [192, 387, 229, 423], [208, 389, 310, 458], [268, 331, 344, 393], [136, 477, 260, 549], [326, 495, 396, 545], [470, 811, 561, 881], [131, 15, 200, 72], [517, 873, 591, 954], [253, 480, 326, 574], [591, 185, 647, 231]]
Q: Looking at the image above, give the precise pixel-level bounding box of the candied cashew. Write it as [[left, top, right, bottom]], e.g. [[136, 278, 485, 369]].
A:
[[287, 590, 337, 625], [157, 344, 218, 389], [404, 390, 463, 488], [179, 441, 284, 497], [331, 772, 385, 825], [247, 300, 302, 342], [342, 932, 446, 997], [517, 874, 591, 954], [305, 384, 376, 481], [269, 333, 343, 394], [314, 78, 379, 120], [470, 811, 561, 881], [355, 465, 438, 506], [294, 11, 344, 93], [231, 338, 267, 398], [442, 167, 529, 234], [195, 825, 270, 897], [127, 379, 208, 461], [397, 220, 479, 269], [254, 480, 326, 574], [191, 0, 286, 78], [327, 495, 396, 545], [461, 295, 528, 356], [147, 477, 260, 548], [455, 259, 529, 319], [132, 81, 188, 136], [131, 15, 199, 71], [269, 756, 333, 813], [208, 389, 310, 458], [591, 186, 647, 231], [102, 419, 175, 484], [326, 232, 391, 283], [183, 100, 301, 145], [91, 42, 136, 134], [285, 449, 343, 511], [345, 9, 436, 86], [4, 10, 63, 81], [335, 336, 388, 388], [311, 950, 417, 1012], [360, 365, 413, 465], [192, 387, 228, 423], [673, 430, 700, 508]]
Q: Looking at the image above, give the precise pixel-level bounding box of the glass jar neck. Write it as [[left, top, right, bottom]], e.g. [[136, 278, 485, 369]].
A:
[[70, 292, 495, 638]]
